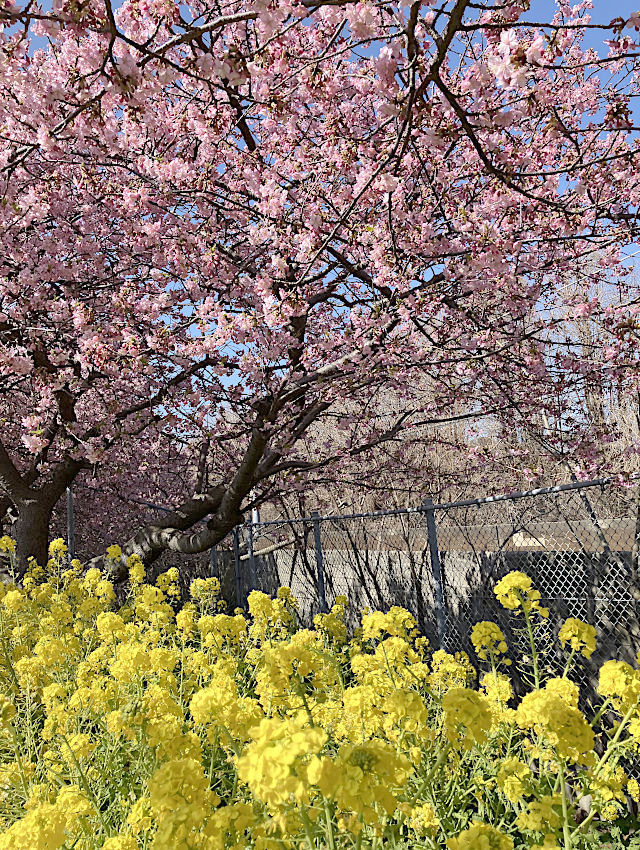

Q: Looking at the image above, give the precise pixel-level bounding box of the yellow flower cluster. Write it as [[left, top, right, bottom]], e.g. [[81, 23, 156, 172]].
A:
[[494, 571, 549, 617], [558, 617, 597, 659], [313, 595, 348, 643], [238, 714, 326, 807], [407, 801, 439, 834], [0, 551, 637, 850], [497, 757, 532, 803], [442, 687, 492, 749], [0, 537, 16, 554], [516, 687, 595, 763], [471, 621, 510, 668], [598, 659, 640, 712], [447, 821, 514, 850]]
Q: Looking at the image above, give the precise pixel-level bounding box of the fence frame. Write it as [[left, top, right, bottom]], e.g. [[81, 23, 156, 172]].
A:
[[62, 474, 640, 648], [229, 474, 640, 666], [423, 497, 447, 649]]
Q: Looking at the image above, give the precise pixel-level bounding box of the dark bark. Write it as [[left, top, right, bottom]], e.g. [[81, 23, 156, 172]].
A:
[[13, 497, 52, 571], [0, 435, 86, 572], [95, 421, 271, 578], [90, 484, 229, 577]]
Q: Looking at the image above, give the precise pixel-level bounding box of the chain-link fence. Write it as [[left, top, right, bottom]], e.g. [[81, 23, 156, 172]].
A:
[[60, 475, 640, 690], [216, 477, 640, 698]]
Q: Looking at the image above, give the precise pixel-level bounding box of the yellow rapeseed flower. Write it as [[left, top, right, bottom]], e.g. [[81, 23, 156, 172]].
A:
[[494, 572, 548, 617], [471, 621, 508, 661], [447, 822, 513, 850], [0, 698, 15, 728], [516, 795, 561, 831], [442, 688, 492, 750], [48, 538, 68, 559], [408, 802, 440, 835], [496, 757, 531, 802], [558, 618, 597, 659], [237, 714, 327, 808], [515, 690, 594, 763], [0, 545, 633, 849], [0, 536, 16, 554], [598, 659, 640, 712]]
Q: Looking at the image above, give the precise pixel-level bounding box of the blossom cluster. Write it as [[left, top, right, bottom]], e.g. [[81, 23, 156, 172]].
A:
[[0, 540, 638, 849], [4, 0, 640, 570]]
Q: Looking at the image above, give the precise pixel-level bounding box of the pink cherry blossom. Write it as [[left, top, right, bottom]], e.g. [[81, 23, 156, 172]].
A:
[[0, 1, 638, 569]]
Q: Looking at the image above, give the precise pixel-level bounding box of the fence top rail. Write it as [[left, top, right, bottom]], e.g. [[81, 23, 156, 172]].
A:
[[252, 473, 640, 530], [253, 505, 423, 528]]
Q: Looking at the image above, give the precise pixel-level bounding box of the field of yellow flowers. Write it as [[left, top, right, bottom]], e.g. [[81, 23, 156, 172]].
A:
[[0, 536, 638, 850]]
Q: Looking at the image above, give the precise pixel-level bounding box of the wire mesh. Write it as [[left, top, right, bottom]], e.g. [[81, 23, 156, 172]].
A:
[[437, 487, 640, 691], [246, 482, 640, 696], [231, 481, 640, 778]]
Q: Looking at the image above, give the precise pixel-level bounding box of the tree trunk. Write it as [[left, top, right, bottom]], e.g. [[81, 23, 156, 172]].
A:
[[12, 499, 53, 573], [87, 485, 230, 578], [90, 423, 269, 579]]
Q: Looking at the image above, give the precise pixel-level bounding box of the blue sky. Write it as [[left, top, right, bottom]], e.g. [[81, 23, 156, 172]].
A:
[[529, 0, 638, 54], [27, 2, 636, 62], [531, 0, 637, 21], [530, 0, 637, 26]]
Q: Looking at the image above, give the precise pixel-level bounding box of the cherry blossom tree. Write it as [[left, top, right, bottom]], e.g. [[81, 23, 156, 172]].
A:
[[2, 0, 640, 570]]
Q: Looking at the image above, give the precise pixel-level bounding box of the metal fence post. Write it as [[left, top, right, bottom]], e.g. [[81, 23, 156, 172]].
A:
[[66, 486, 75, 564], [232, 527, 242, 608], [423, 497, 447, 649], [248, 513, 256, 593], [209, 545, 218, 579], [311, 511, 327, 613]]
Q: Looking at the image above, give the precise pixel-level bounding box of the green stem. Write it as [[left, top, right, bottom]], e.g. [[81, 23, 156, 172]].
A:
[[562, 647, 577, 678], [8, 725, 29, 797], [395, 743, 451, 831], [589, 697, 611, 729], [380, 643, 398, 689], [489, 650, 497, 680], [300, 807, 317, 850], [59, 734, 110, 833], [298, 687, 316, 728], [570, 807, 595, 840], [0, 634, 20, 692], [504, 725, 515, 759], [522, 605, 540, 689], [594, 701, 639, 776], [559, 762, 572, 850], [323, 800, 336, 850]]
